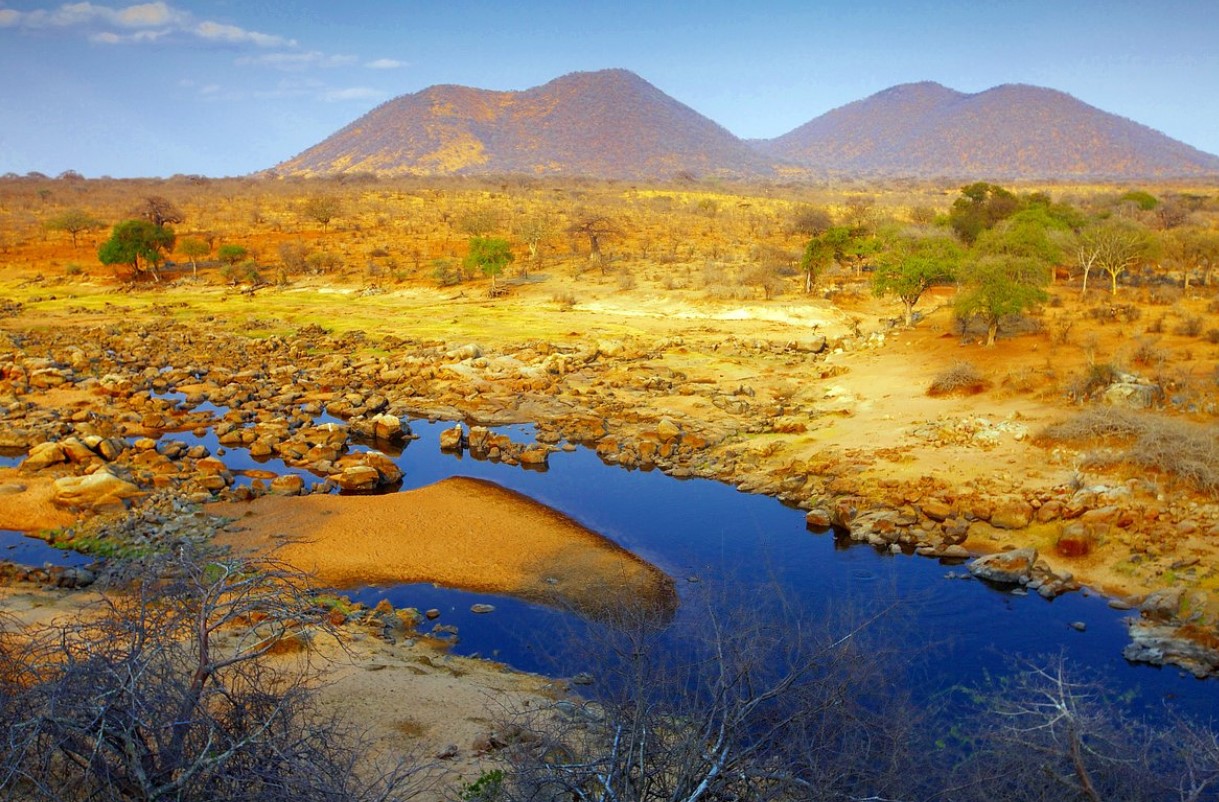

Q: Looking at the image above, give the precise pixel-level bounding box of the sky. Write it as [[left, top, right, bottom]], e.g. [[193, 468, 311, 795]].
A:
[[1, 0, 1216, 178]]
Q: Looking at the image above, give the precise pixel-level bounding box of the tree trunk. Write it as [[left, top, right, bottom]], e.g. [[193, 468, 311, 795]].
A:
[[903, 299, 916, 328], [986, 319, 998, 347]]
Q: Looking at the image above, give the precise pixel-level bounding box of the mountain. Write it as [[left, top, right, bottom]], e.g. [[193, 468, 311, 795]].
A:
[[270, 69, 775, 180], [756, 81, 1219, 179]]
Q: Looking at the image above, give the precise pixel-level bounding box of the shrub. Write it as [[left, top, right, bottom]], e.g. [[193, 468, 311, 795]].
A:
[[1040, 407, 1219, 495], [928, 361, 989, 396], [1175, 315, 1204, 337]]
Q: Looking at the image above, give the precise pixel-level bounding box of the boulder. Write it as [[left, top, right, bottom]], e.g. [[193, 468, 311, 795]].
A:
[[269, 474, 305, 496], [24, 441, 68, 471], [656, 419, 682, 443], [968, 548, 1037, 584], [920, 498, 953, 522], [989, 498, 1033, 530], [805, 508, 832, 530], [331, 465, 381, 491], [371, 413, 408, 443], [439, 424, 465, 451], [52, 471, 142, 510]]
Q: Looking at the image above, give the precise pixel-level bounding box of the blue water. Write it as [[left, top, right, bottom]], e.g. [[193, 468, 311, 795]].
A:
[[349, 420, 1213, 713], [9, 399, 1213, 716], [0, 529, 93, 567]]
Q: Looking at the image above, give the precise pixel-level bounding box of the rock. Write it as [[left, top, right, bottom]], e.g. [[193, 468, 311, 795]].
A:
[[425, 609, 441, 620], [331, 465, 381, 491], [470, 604, 495, 614], [989, 498, 1033, 530], [968, 547, 1037, 584], [518, 447, 549, 467], [805, 508, 832, 530], [269, 474, 304, 496], [1124, 620, 1219, 678], [1070, 621, 1087, 632], [439, 424, 464, 451], [656, 419, 682, 443], [920, 498, 953, 522], [23, 441, 66, 471], [1139, 588, 1184, 621], [52, 471, 142, 510], [370, 413, 407, 442], [0, 482, 26, 495], [940, 544, 970, 559], [1103, 382, 1163, 409]]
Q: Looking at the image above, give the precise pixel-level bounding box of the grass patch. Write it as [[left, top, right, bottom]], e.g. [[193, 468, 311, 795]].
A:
[[1040, 407, 1219, 495]]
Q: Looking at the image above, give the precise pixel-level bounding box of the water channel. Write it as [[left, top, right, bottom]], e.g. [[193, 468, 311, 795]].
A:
[[2, 414, 1213, 718]]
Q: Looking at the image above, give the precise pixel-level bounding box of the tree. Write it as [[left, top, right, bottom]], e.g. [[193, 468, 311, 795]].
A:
[[0, 551, 427, 802], [463, 236, 514, 294], [785, 204, 833, 243], [1076, 220, 1146, 296], [516, 215, 554, 278], [301, 196, 341, 231], [133, 195, 185, 228], [177, 236, 211, 281], [45, 208, 104, 247], [955, 254, 1049, 346], [1165, 227, 1219, 289], [217, 244, 250, 266], [98, 219, 175, 281], [567, 213, 620, 275], [799, 231, 836, 293], [873, 232, 962, 327], [948, 182, 1021, 244]]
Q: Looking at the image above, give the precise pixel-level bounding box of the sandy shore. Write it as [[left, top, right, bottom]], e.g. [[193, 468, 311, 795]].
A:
[[210, 476, 676, 616]]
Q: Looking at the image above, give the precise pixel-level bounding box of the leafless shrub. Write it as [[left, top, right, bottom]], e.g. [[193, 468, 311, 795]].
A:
[[499, 593, 936, 802], [551, 291, 577, 311], [0, 550, 428, 802], [1131, 337, 1166, 368], [1040, 407, 1219, 495], [952, 657, 1219, 802], [1176, 315, 1205, 337], [928, 361, 989, 396]]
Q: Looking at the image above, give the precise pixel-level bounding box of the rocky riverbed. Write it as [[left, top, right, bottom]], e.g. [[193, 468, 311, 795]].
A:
[[1, 313, 1217, 676]]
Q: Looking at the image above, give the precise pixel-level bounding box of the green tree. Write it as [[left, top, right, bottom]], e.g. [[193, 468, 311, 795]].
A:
[[799, 231, 836, 293], [948, 182, 1021, 245], [463, 236, 514, 294], [45, 208, 104, 247], [177, 236, 210, 281], [97, 219, 175, 281], [217, 244, 250, 266], [873, 233, 962, 327], [955, 255, 1049, 346]]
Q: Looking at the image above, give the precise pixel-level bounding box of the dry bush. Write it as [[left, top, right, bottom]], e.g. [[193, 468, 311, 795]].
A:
[[1175, 315, 1205, 337], [1131, 337, 1167, 368], [551, 291, 577, 311], [928, 361, 989, 396], [1040, 407, 1219, 495]]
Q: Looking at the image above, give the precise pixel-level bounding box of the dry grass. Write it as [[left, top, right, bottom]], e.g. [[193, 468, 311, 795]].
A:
[[927, 361, 989, 396], [1040, 407, 1219, 495]]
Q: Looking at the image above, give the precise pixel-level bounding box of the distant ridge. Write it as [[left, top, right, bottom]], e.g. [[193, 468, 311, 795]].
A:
[[271, 69, 774, 181], [755, 81, 1219, 179], [268, 72, 1219, 181]]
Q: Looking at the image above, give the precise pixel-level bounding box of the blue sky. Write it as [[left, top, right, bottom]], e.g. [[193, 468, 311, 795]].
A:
[[1, 0, 1216, 178]]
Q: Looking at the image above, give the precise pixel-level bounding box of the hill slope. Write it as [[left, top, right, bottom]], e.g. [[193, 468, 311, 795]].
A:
[[756, 81, 1219, 179], [271, 69, 775, 180]]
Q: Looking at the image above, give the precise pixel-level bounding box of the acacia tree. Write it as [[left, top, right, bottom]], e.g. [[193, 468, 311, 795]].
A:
[[1077, 220, 1146, 296], [955, 254, 1049, 346], [873, 233, 962, 326], [301, 196, 341, 231], [134, 195, 185, 228], [799, 231, 836, 293], [45, 208, 104, 247], [567, 213, 620, 275], [948, 182, 1021, 245], [177, 236, 211, 281], [516, 215, 553, 278], [463, 236, 514, 294], [98, 219, 176, 281]]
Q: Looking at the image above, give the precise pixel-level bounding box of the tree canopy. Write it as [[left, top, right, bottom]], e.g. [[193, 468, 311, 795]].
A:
[[97, 219, 175, 281], [463, 236, 514, 293], [873, 233, 962, 327]]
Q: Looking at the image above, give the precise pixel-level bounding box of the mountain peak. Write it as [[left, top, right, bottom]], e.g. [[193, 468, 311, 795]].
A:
[[759, 81, 1219, 179]]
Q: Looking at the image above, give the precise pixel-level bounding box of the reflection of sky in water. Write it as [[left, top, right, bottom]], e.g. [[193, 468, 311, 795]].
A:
[[0, 530, 93, 568], [15, 394, 1214, 718]]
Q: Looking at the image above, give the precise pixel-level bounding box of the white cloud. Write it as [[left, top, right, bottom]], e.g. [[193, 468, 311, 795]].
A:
[[1, 2, 292, 48], [322, 87, 386, 102], [194, 20, 292, 48], [236, 50, 356, 70], [365, 58, 407, 70]]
